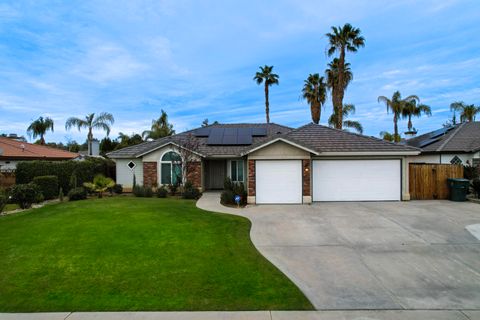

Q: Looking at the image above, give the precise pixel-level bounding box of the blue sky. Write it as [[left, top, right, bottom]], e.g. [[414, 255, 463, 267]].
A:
[[0, 0, 479, 143]]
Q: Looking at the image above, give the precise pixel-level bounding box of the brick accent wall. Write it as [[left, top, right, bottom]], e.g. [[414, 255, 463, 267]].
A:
[[186, 161, 202, 189], [302, 159, 311, 196], [143, 162, 157, 187], [248, 160, 255, 196]]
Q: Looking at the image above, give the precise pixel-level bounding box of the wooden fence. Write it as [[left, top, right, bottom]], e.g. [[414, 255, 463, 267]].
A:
[[0, 170, 15, 189], [409, 164, 464, 200]]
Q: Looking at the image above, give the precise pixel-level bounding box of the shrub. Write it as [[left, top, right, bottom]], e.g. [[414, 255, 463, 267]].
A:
[[15, 158, 115, 193], [168, 183, 178, 196], [182, 181, 201, 199], [10, 183, 43, 209], [68, 187, 87, 201], [144, 187, 153, 197], [132, 185, 153, 197], [83, 175, 115, 198], [32, 175, 59, 200], [221, 189, 235, 205], [472, 179, 480, 199], [464, 164, 479, 180], [0, 192, 6, 213], [156, 186, 168, 198], [221, 178, 247, 206], [112, 184, 123, 194], [224, 177, 234, 191]]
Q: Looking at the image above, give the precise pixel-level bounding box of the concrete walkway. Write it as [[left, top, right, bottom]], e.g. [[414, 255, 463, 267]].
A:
[[197, 192, 480, 312], [1, 310, 478, 320]]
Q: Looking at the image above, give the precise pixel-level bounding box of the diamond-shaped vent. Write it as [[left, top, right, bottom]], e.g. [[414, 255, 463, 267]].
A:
[[127, 161, 136, 170], [450, 156, 462, 165]]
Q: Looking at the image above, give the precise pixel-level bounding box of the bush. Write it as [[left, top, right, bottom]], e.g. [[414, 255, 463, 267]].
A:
[[10, 183, 43, 209], [32, 175, 59, 200], [0, 192, 6, 213], [221, 177, 247, 206], [156, 186, 168, 198], [68, 187, 87, 201], [472, 179, 480, 199], [168, 184, 178, 196], [112, 184, 123, 194], [464, 164, 479, 180], [15, 158, 116, 193], [133, 186, 153, 197], [83, 174, 115, 198], [182, 181, 201, 199]]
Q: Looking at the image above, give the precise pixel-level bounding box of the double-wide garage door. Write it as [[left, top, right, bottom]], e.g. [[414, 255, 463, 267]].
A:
[[312, 159, 401, 201], [255, 159, 401, 203]]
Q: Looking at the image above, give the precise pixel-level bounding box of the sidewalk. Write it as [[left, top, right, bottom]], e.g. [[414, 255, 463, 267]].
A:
[[0, 310, 478, 320]]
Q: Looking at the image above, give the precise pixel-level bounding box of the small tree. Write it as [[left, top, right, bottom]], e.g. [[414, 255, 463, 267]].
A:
[[174, 133, 200, 186]]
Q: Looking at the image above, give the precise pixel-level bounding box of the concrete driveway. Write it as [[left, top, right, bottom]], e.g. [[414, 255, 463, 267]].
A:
[[197, 194, 480, 310]]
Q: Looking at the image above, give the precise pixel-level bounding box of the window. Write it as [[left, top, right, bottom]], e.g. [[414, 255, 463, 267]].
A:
[[160, 151, 182, 185], [450, 156, 462, 165], [127, 161, 136, 170], [231, 160, 244, 182]]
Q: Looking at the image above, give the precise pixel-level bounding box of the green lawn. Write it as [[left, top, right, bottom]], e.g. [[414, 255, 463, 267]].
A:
[[0, 197, 313, 312]]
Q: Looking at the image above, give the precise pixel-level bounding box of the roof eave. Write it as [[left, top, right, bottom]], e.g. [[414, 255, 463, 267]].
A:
[[316, 151, 421, 156], [241, 137, 320, 156]]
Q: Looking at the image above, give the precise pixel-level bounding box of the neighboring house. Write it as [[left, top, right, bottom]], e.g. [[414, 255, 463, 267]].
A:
[[0, 137, 79, 170], [405, 122, 480, 166], [108, 123, 419, 204]]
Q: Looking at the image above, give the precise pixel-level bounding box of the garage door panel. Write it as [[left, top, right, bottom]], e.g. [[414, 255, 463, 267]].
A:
[[313, 160, 401, 201], [256, 160, 302, 204]]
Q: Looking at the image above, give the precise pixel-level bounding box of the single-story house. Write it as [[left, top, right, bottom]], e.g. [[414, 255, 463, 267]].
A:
[[107, 123, 420, 204], [0, 137, 79, 170], [405, 122, 480, 166]]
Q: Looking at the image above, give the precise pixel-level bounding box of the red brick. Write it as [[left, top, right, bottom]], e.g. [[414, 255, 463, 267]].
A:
[[248, 160, 255, 196], [143, 162, 157, 187], [302, 159, 311, 196]]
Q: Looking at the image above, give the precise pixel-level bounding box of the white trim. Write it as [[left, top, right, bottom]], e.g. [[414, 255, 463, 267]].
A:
[[136, 142, 204, 158], [318, 151, 420, 156], [241, 138, 319, 156]]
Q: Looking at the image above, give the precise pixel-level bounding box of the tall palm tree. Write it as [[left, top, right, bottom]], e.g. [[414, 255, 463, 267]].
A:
[[65, 112, 114, 155], [402, 99, 431, 133], [254, 65, 279, 123], [325, 58, 353, 91], [302, 73, 327, 124], [142, 110, 175, 140], [328, 104, 363, 134], [27, 116, 54, 145], [377, 91, 418, 142], [326, 23, 365, 129], [449, 101, 464, 125], [450, 101, 480, 123]]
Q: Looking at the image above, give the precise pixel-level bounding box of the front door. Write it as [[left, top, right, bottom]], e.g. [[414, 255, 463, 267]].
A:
[[206, 160, 226, 189]]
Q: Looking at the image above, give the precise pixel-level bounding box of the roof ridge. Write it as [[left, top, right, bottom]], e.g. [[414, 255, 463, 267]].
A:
[[295, 123, 419, 151], [435, 122, 466, 152]]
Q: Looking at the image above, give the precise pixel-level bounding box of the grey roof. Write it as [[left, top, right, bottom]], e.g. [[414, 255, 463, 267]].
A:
[[285, 123, 419, 153], [107, 123, 292, 158], [405, 122, 480, 154]]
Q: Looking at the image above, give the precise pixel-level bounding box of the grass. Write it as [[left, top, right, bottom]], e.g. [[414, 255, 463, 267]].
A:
[[0, 197, 313, 312]]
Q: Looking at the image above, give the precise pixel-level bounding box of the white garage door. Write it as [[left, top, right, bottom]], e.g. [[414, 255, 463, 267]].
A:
[[312, 160, 401, 201], [256, 160, 302, 204]]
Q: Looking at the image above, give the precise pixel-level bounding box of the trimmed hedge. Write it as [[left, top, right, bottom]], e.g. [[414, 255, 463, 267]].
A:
[[16, 158, 115, 193], [32, 175, 59, 200], [10, 183, 43, 209]]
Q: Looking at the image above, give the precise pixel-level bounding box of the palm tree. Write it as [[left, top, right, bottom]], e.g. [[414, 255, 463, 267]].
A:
[[402, 99, 431, 133], [326, 23, 365, 129], [302, 73, 327, 124], [379, 131, 395, 142], [449, 101, 464, 125], [328, 104, 363, 134], [65, 112, 114, 156], [377, 91, 418, 142], [27, 116, 54, 145], [142, 110, 175, 140], [254, 65, 279, 123], [450, 101, 480, 123]]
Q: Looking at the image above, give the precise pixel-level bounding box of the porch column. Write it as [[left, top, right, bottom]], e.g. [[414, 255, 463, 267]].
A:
[[247, 159, 256, 204], [302, 159, 312, 203], [186, 161, 202, 190], [143, 162, 157, 187]]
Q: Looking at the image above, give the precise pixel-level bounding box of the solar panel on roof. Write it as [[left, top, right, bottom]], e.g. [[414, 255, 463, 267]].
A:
[[193, 128, 211, 137], [238, 128, 252, 136], [223, 128, 237, 135], [419, 138, 441, 148], [237, 135, 252, 145], [429, 127, 449, 139], [206, 128, 225, 144], [251, 127, 267, 136], [222, 135, 237, 144]]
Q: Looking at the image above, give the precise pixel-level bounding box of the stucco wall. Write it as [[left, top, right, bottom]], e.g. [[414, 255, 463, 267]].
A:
[[408, 153, 474, 165], [115, 158, 144, 188], [248, 141, 310, 159], [142, 145, 201, 162]]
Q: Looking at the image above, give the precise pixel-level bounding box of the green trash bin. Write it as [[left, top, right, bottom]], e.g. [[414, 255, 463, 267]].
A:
[[447, 178, 470, 201]]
